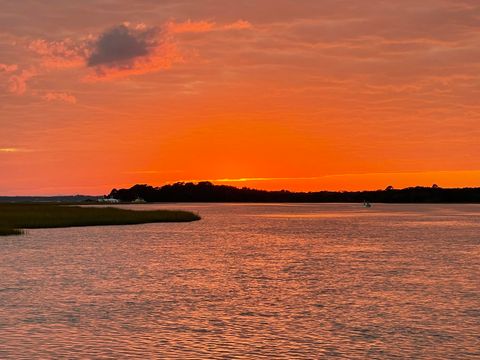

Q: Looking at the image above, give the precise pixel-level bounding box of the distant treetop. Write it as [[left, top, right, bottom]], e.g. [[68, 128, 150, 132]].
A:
[[108, 182, 480, 203]]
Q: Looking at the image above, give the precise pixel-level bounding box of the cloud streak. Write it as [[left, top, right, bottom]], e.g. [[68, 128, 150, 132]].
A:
[[23, 22, 185, 83], [0, 148, 32, 153], [167, 19, 252, 33], [28, 39, 88, 69], [177, 176, 322, 183], [23, 19, 253, 83], [2, 17, 253, 95], [42, 92, 77, 104], [0, 63, 18, 73], [7, 68, 37, 95]]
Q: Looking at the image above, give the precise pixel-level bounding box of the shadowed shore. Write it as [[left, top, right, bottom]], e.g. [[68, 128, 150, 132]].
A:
[[0, 204, 200, 236], [109, 182, 480, 203]]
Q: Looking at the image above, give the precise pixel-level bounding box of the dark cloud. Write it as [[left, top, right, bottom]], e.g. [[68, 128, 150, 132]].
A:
[[87, 24, 159, 67], [24, 22, 182, 82]]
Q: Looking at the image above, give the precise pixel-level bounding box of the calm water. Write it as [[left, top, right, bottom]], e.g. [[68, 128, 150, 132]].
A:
[[0, 203, 479, 359]]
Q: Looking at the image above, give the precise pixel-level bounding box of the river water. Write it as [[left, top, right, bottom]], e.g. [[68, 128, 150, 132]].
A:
[[0, 203, 479, 359]]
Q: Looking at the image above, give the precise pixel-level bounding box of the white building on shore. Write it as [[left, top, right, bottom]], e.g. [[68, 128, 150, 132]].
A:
[[97, 197, 120, 203]]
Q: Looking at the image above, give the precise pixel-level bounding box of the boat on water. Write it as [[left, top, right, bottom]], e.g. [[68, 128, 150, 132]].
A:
[[363, 201, 372, 208]]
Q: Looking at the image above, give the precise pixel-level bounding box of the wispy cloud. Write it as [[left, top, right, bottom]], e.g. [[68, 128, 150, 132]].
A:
[[0, 148, 32, 153], [125, 170, 182, 175], [0, 63, 31, 95], [22, 22, 183, 84], [214, 177, 316, 182], [173, 170, 480, 185], [21, 19, 252, 85], [176, 176, 322, 183], [6, 67, 37, 95], [28, 38, 88, 69], [167, 20, 216, 34], [167, 19, 252, 34], [0, 63, 18, 73], [42, 92, 77, 104]]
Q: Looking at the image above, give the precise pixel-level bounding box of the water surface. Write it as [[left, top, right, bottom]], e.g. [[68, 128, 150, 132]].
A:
[[1, 203, 479, 359]]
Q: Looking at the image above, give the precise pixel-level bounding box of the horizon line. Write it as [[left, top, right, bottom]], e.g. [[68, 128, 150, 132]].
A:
[[2, 183, 480, 198]]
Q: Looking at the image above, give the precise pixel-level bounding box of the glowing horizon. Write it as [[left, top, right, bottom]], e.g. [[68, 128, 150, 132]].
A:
[[1, 1, 479, 195]]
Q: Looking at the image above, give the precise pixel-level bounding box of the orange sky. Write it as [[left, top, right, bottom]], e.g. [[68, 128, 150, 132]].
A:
[[0, 0, 479, 195]]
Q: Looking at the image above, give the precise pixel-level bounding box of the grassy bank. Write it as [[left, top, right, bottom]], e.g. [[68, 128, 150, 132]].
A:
[[0, 204, 200, 236]]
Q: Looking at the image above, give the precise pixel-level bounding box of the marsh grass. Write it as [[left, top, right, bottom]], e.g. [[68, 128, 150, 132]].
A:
[[0, 204, 200, 236]]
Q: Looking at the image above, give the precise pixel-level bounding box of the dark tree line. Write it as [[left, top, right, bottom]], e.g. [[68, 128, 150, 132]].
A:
[[108, 182, 480, 203]]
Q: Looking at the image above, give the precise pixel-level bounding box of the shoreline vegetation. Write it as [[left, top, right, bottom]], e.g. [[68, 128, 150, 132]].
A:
[[1, 183, 480, 206], [107, 182, 480, 203], [0, 204, 200, 236]]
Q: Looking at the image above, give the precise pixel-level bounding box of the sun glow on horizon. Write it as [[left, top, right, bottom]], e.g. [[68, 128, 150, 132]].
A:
[[170, 170, 480, 192], [1, 1, 479, 195]]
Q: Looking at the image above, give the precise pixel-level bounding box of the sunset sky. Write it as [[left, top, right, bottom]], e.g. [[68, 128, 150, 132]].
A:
[[1, 0, 479, 195]]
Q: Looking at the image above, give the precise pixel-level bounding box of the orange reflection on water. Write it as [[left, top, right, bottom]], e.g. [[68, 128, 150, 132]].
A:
[[0, 203, 479, 358]]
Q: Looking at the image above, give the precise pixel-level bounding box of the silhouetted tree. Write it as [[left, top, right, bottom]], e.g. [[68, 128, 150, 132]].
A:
[[108, 183, 480, 203]]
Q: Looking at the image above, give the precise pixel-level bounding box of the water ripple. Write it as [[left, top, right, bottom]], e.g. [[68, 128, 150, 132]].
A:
[[0, 203, 479, 359]]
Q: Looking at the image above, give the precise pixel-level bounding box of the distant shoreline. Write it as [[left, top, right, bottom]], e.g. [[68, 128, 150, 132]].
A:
[[3, 199, 480, 205], [2, 182, 480, 204], [106, 182, 480, 204]]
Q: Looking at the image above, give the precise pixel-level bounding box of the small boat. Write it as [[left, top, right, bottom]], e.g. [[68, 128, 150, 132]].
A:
[[363, 201, 372, 208]]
